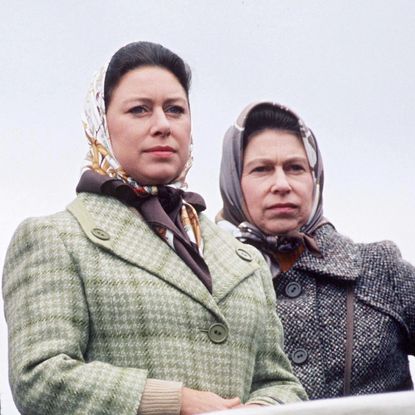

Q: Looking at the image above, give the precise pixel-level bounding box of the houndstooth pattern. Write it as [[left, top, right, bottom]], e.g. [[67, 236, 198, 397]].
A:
[[270, 224, 415, 399], [2, 193, 306, 415]]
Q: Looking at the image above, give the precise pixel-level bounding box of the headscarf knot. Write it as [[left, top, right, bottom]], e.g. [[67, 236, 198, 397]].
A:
[[236, 222, 321, 257]]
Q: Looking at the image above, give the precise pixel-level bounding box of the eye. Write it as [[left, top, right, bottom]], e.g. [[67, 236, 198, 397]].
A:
[[250, 165, 273, 174], [286, 163, 307, 173], [128, 105, 147, 115], [165, 105, 185, 115]]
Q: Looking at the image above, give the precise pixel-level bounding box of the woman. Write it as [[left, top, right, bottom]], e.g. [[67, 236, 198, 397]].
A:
[[2, 44, 306, 415], [218, 101, 415, 399]]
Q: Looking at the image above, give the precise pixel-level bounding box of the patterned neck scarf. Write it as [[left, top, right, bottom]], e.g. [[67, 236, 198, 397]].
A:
[[219, 101, 329, 257], [82, 64, 206, 259]]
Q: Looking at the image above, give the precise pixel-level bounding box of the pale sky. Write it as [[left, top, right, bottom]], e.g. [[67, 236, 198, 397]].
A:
[[1, 1, 415, 413]]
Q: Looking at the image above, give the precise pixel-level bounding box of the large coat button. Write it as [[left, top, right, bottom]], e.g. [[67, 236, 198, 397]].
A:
[[285, 282, 302, 298], [208, 323, 228, 344], [91, 228, 110, 240], [291, 348, 308, 364], [236, 248, 252, 261]]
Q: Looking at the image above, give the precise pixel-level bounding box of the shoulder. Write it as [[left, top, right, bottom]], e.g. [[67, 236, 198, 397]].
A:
[[317, 224, 403, 264], [300, 225, 412, 284], [5, 193, 122, 256], [3, 201, 83, 276], [3, 204, 83, 296], [12, 193, 118, 233], [357, 239, 402, 267], [6, 209, 77, 251], [314, 224, 403, 271], [326, 228, 415, 314], [313, 226, 415, 322], [356, 238, 415, 294], [352, 238, 415, 333]]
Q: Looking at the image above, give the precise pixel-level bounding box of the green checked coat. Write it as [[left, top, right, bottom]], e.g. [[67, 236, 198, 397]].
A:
[[3, 192, 306, 415]]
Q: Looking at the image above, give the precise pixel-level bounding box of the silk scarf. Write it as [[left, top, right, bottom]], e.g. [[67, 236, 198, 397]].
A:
[[80, 64, 211, 290], [219, 101, 329, 257]]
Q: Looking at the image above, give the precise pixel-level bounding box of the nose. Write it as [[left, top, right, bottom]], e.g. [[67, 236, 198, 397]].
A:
[[150, 108, 171, 138], [270, 168, 291, 194]]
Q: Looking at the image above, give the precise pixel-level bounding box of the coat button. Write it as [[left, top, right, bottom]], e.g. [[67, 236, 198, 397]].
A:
[[236, 248, 252, 261], [285, 282, 302, 298], [291, 348, 308, 365], [208, 323, 228, 344], [91, 228, 110, 240]]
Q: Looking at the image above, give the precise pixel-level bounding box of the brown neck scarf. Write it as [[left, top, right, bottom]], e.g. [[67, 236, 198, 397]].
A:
[[77, 170, 212, 292]]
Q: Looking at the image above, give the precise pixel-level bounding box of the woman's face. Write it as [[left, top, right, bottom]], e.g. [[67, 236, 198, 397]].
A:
[[241, 129, 314, 235], [106, 66, 191, 185]]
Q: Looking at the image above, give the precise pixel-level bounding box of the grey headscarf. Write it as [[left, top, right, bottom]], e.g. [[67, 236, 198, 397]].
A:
[[219, 101, 328, 255]]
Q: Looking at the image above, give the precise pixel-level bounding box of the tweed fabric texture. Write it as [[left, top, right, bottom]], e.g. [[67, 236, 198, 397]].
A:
[[270, 223, 415, 399], [3, 192, 306, 415]]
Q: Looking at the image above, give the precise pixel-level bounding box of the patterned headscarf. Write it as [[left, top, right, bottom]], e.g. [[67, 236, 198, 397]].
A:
[[219, 101, 328, 256], [81, 64, 203, 255]]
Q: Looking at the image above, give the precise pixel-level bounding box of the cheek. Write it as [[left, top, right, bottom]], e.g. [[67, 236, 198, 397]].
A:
[[241, 178, 262, 217], [300, 179, 315, 217], [178, 136, 191, 162], [107, 118, 128, 156], [107, 110, 140, 145], [106, 110, 120, 139]]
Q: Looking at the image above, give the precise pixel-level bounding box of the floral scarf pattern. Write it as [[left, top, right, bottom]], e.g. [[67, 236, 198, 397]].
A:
[[82, 65, 203, 256]]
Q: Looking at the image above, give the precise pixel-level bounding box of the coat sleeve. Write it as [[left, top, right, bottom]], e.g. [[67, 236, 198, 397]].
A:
[[386, 242, 415, 355], [2, 217, 180, 415], [245, 251, 308, 405]]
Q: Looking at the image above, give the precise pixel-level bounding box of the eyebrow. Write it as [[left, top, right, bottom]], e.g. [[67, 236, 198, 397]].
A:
[[244, 155, 308, 167], [285, 156, 309, 164], [123, 96, 188, 105]]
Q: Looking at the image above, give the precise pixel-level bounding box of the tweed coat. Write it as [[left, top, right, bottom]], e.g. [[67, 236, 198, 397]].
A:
[[268, 223, 415, 399], [3, 192, 306, 415]]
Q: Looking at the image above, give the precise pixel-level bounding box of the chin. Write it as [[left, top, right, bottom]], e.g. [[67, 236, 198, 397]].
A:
[[131, 171, 180, 186], [135, 165, 184, 186], [262, 222, 299, 236], [139, 177, 175, 185]]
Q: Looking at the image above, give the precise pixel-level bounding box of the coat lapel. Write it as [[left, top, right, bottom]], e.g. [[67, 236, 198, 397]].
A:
[[199, 215, 261, 303], [294, 224, 362, 281], [67, 193, 258, 316]]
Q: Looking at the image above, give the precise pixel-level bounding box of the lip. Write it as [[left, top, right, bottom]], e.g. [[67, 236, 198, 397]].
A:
[[144, 145, 176, 158], [266, 203, 298, 214]]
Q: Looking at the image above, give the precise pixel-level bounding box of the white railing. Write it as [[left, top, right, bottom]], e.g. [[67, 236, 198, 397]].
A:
[[204, 391, 415, 415]]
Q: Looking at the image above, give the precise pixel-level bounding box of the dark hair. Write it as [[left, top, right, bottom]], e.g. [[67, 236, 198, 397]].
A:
[[243, 103, 300, 148], [104, 41, 192, 109]]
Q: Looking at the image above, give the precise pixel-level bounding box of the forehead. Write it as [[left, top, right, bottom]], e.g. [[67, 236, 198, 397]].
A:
[[112, 66, 187, 100], [244, 129, 306, 159]]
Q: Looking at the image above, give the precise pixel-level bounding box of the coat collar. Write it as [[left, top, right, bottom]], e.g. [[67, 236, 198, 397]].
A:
[[67, 193, 259, 317], [292, 224, 362, 281]]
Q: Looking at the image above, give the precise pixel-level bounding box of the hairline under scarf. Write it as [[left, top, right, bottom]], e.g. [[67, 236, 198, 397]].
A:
[[219, 101, 325, 236], [82, 63, 193, 191]]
